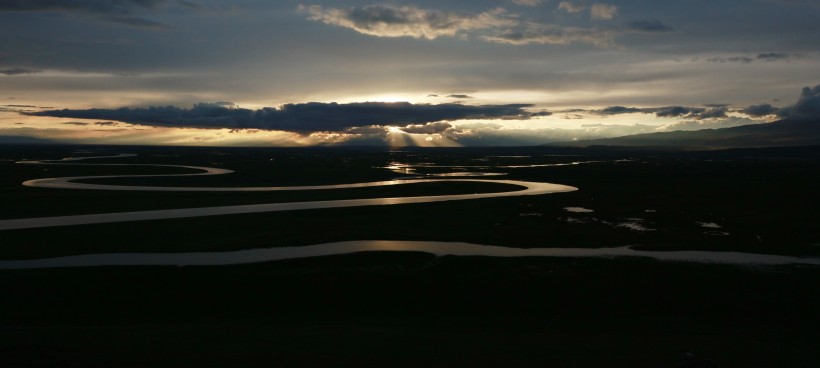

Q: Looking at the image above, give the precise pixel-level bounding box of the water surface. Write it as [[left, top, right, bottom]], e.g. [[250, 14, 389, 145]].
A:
[[1, 240, 818, 269]]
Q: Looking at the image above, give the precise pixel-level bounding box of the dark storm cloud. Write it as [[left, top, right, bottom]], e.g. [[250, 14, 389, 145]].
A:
[[624, 20, 674, 33], [32, 102, 540, 133], [595, 105, 723, 119], [777, 84, 820, 118], [740, 104, 779, 117], [0, 67, 42, 75], [587, 85, 820, 121], [653, 106, 706, 117], [598, 106, 643, 115], [695, 107, 728, 119], [794, 85, 820, 115], [731, 84, 820, 119], [447, 94, 473, 99]]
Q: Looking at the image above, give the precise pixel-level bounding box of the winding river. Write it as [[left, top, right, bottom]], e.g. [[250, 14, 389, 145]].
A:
[[3, 153, 819, 268], [1, 154, 576, 230]]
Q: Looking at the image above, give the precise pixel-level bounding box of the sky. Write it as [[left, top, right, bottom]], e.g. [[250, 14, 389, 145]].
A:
[[1, 0, 819, 146]]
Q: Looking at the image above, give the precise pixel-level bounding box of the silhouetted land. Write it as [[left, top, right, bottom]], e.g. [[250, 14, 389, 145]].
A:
[[2, 254, 819, 367], [1, 144, 819, 367], [553, 117, 820, 149], [1, 144, 819, 258]]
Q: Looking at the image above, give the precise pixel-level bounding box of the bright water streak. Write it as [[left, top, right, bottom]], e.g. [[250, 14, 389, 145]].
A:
[[1, 240, 819, 269], [1, 155, 576, 230]]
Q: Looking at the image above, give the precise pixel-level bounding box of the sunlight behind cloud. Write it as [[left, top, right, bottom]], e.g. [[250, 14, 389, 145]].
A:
[[387, 128, 461, 148]]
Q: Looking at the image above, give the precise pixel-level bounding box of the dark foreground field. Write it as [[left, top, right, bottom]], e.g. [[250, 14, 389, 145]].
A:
[[1, 144, 819, 367], [2, 254, 819, 368]]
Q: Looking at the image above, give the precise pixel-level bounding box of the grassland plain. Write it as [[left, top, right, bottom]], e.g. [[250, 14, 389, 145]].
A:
[[1, 144, 819, 367], [1, 144, 819, 258]]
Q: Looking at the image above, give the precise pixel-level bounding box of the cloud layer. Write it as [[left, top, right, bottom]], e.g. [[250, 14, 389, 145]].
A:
[[590, 84, 820, 121], [300, 3, 659, 47], [594, 105, 725, 120], [299, 4, 516, 40], [0, 0, 169, 13], [0, 67, 42, 76], [0, 0, 194, 28], [32, 102, 541, 133], [590, 4, 618, 20], [731, 84, 820, 119], [625, 20, 674, 33], [777, 85, 820, 118], [558, 2, 586, 14]]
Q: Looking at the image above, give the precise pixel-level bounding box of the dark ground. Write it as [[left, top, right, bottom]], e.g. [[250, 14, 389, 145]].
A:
[[1, 144, 819, 367], [1, 144, 819, 258], [1, 254, 819, 367]]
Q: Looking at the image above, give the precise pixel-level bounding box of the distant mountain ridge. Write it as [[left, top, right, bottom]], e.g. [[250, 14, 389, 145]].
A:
[[551, 117, 820, 149]]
